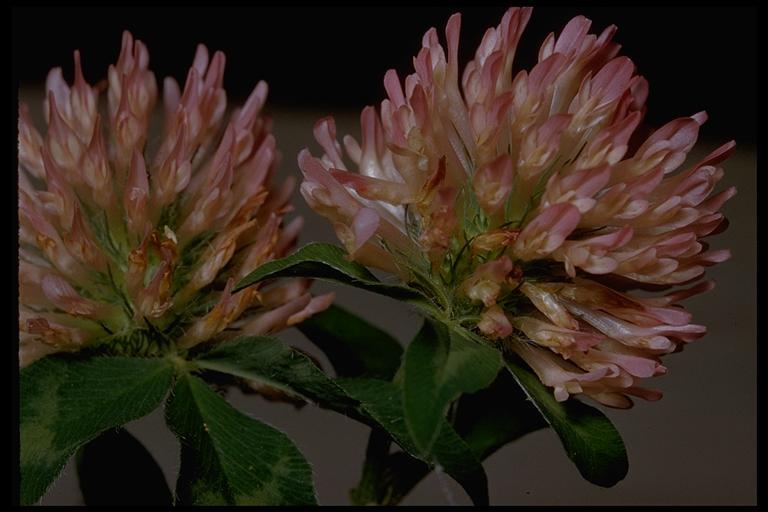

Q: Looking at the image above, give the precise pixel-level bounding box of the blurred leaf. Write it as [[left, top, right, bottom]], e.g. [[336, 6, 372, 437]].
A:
[[403, 319, 502, 456], [297, 303, 403, 379], [339, 378, 488, 506], [235, 242, 428, 305], [505, 354, 628, 487], [76, 427, 172, 506], [191, 335, 355, 411], [165, 373, 317, 505], [20, 356, 174, 505]]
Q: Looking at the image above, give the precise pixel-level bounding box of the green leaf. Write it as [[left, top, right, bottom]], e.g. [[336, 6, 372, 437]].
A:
[[351, 431, 432, 506], [296, 303, 403, 379], [165, 373, 317, 505], [191, 335, 356, 412], [348, 428, 397, 505], [234, 242, 427, 305], [339, 378, 488, 506], [76, 427, 172, 506], [351, 371, 547, 505], [403, 319, 502, 456], [20, 355, 175, 505], [505, 354, 628, 487], [454, 370, 547, 460], [362, 451, 431, 506]]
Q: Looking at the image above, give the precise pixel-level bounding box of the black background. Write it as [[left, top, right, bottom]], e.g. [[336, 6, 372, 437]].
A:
[[12, 4, 757, 145]]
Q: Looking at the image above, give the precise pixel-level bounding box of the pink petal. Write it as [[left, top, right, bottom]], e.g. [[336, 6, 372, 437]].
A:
[[351, 208, 381, 253]]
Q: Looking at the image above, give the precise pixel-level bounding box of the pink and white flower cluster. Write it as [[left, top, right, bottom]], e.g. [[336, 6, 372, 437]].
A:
[[18, 32, 332, 367], [298, 7, 735, 407]]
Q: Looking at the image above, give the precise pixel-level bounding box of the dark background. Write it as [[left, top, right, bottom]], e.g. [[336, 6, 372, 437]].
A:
[[13, 4, 757, 144]]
